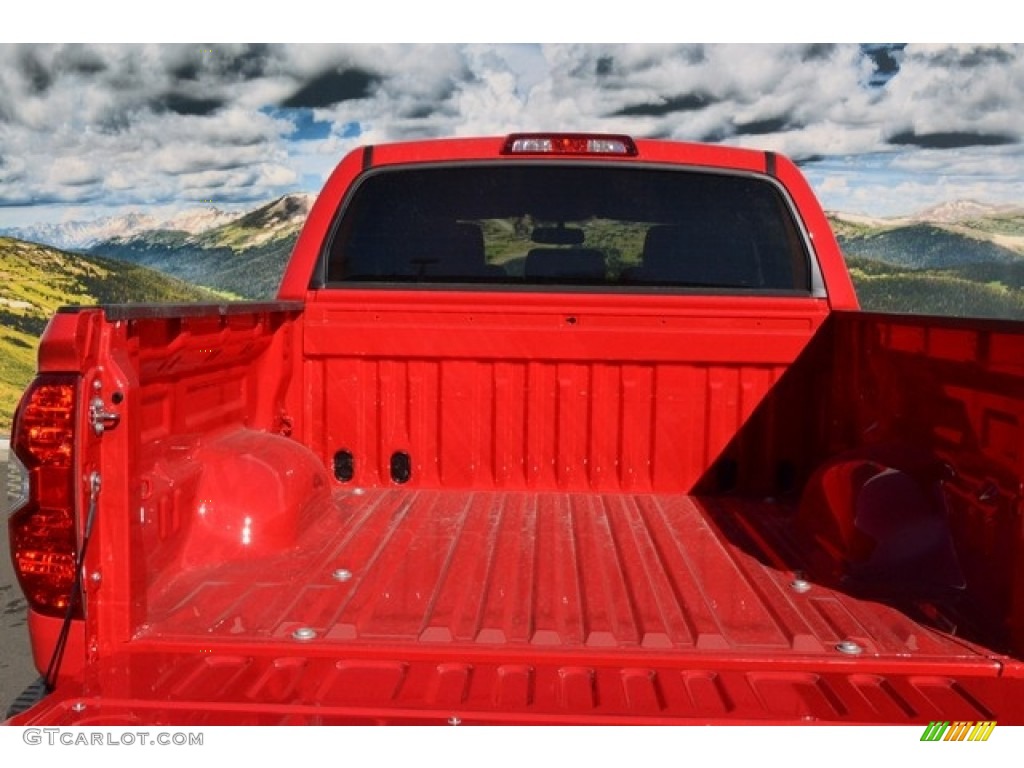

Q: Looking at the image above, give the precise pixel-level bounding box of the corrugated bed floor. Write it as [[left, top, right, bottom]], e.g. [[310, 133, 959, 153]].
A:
[[29, 488, 1015, 724], [145, 489, 990, 661]]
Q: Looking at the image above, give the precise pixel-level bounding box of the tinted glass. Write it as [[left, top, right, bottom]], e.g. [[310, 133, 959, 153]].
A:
[[325, 164, 811, 292]]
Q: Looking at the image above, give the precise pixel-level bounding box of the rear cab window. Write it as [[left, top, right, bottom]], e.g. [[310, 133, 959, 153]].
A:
[[322, 163, 814, 294]]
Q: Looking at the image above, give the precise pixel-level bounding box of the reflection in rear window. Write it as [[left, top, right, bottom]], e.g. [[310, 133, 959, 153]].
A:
[[324, 164, 811, 292]]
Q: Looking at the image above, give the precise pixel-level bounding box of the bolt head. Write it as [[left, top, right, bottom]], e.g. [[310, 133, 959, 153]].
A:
[[836, 640, 864, 655], [292, 627, 316, 641], [790, 578, 811, 593], [333, 568, 353, 582]]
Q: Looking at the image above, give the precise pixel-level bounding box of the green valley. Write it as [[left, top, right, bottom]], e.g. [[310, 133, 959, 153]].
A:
[[86, 195, 311, 299], [830, 207, 1024, 320]]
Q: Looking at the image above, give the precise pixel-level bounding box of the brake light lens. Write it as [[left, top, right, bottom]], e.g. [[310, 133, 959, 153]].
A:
[[8, 374, 80, 618], [502, 133, 638, 156]]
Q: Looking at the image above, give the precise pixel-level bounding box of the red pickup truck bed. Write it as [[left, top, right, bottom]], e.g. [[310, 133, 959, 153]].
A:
[[6, 136, 1023, 725], [10, 303, 1024, 726]]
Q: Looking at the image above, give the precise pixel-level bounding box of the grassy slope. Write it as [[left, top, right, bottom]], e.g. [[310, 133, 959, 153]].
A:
[[89, 234, 294, 299], [838, 223, 1019, 269], [87, 196, 310, 299], [0, 237, 219, 432], [830, 212, 1024, 319], [846, 256, 1024, 320]]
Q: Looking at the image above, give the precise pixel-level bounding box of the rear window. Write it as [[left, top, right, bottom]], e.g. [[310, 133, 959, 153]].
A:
[[323, 164, 811, 292]]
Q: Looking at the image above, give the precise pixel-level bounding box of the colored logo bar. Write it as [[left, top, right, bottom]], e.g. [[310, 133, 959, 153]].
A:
[[920, 721, 996, 742]]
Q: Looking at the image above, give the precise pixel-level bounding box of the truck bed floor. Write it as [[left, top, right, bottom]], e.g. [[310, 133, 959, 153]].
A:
[[146, 489, 997, 658], [102, 489, 1017, 724]]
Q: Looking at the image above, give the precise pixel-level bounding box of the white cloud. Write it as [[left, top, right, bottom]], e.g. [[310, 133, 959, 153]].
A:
[[880, 44, 1024, 139], [46, 156, 101, 187], [1, 43, 1023, 224]]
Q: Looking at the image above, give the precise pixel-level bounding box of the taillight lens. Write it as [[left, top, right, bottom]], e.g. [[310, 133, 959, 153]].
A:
[[8, 374, 80, 618], [502, 133, 638, 156]]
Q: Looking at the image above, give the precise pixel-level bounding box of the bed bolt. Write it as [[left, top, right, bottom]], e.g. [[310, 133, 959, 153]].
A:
[[977, 482, 999, 502], [89, 571, 102, 584], [836, 640, 863, 655], [292, 627, 317, 641], [332, 568, 353, 582], [71, 702, 87, 713], [448, 716, 462, 726], [790, 577, 811, 593]]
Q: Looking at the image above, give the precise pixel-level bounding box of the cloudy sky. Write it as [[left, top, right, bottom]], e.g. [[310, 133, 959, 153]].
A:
[[1, 42, 1023, 227]]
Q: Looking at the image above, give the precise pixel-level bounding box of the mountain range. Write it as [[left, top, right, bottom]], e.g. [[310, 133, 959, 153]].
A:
[[82, 193, 315, 299], [1, 194, 315, 299], [828, 201, 1024, 320], [3, 207, 240, 251], [828, 201, 1024, 267], [3, 194, 1023, 313]]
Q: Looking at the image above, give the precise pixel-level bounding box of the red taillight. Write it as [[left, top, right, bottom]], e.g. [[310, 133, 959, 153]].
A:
[[8, 374, 80, 618], [502, 133, 638, 156]]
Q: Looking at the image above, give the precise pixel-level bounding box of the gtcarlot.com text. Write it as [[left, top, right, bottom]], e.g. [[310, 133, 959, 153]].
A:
[[23, 729, 204, 746]]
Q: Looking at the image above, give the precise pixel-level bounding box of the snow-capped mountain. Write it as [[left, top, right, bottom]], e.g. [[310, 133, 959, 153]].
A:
[[911, 200, 1015, 224], [3, 212, 163, 251], [158, 207, 239, 236], [830, 200, 1024, 229], [79, 194, 316, 299], [192, 194, 315, 250], [2, 204, 245, 251], [93, 194, 315, 251]]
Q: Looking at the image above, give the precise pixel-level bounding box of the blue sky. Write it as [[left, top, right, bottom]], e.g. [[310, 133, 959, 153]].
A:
[[1, 41, 1023, 227]]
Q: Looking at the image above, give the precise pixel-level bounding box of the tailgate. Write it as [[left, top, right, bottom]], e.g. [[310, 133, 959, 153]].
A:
[[7, 650, 1024, 726]]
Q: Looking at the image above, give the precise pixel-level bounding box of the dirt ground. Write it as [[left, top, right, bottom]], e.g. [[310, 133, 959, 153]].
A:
[[1, 448, 39, 717]]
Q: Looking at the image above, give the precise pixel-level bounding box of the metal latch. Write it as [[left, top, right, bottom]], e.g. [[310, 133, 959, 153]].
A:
[[89, 396, 120, 435]]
